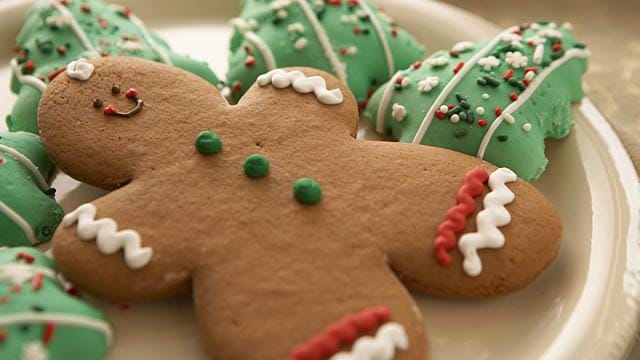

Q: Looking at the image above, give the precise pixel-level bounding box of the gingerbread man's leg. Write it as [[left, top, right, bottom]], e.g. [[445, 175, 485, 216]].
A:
[[192, 246, 428, 360]]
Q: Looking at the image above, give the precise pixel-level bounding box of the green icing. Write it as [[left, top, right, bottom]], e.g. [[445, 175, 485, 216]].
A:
[[364, 22, 589, 181], [8, 0, 221, 134], [227, 0, 424, 104], [0, 248, 110, 360], [244, 154, 270, 178], [0, 132, 63, 247], [293, 178, 322, 205], [195, 131, 223, 155]]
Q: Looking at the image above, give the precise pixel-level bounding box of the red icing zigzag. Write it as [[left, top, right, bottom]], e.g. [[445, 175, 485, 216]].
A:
[[433, 166, 489, 266], [288, 306, 391, 360]]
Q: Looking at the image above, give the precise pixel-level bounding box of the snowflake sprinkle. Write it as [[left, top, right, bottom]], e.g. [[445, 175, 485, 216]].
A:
[[505, 51, 528, 68]]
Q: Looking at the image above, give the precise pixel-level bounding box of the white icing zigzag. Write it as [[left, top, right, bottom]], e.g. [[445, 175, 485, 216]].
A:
[[329, 323, 409, 360], [257, 69, 344, 105], [458, 168, 517, 277], [62, 204, 153, 270]]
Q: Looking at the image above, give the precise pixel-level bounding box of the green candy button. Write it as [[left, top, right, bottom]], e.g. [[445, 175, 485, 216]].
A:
[[293, 178, 322, 205], [195, 131, 222, 155], [244, 154, 269, 178]]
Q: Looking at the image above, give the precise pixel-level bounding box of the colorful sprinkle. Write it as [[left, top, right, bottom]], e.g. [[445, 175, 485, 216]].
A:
[[522, 123, 532, 132], [195, 131, 223, 155], [42, 322, 56, 344], [293, 178, 322, 205], [453, 61, 464, 74], [31, 273, 44, 290], [478, 119, 487, 127], [244, 154, 270, 178]]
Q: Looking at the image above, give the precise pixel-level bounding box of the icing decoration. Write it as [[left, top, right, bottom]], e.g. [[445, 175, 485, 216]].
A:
[[293, 178, 322, 205], [433, 167, 489, 266], [195, 131, 223, 155], [22, 342, 47, 360], [329, 323, 409, 360], [391, 103, 406, 122], [62, 204, 153, 270], [257, 69, 344, 105], [8, 0, 220, 134], [0, 132, 62, 247], [458, 168, 517, 276], [226, 0, 424, 104], [243, 154, 270, 178], [102, 88, 144, 118], [288, 306, 393, 360], [364, 22, 590, 181], [418, 76, 439, 93], [65, 59, 94, 81], [451, 41, 474, 53]]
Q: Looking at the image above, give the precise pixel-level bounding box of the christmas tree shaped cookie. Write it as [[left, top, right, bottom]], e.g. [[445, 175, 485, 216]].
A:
[[8, 0, 221, 133], [226, 0, 424, 105], [0, 247, 112, 360], [0, 132, 63, 247], [364, 22, 590, 181]]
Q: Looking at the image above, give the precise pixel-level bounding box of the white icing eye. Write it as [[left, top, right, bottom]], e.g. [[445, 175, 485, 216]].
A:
[[66, 58, 94, 81]]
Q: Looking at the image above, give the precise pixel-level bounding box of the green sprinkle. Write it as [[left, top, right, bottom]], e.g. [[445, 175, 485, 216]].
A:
[[551, 50, 565, 60], [394, 83, 403, 91], [244, 154, 269, 178], [497, 135, 509, 142], [293, 178, 322, 205], [459, 112, 468, 122], [195, 131, 222, 155], [508, 78, 519, 87], [542, 60, 552, 67], [477, 78, 488, 86], [455, 93, 467, 102], [484, 76, 500, 87], [44, 188, 57, 196], [574, 43, 587, 49], [466, 111, 475, 123], [460, 101, 470, 110], [517, 82, 527, 91], [455, 129, 467, 138]]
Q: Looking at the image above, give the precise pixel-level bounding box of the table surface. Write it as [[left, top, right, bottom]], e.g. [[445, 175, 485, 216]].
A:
[[442, 0, 640, 357], [443, 0, 640, 174]]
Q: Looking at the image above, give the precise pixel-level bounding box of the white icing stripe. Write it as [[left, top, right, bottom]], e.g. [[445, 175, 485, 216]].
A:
[[10, 58, 47, 93], [476, 48, 591, 159], [62, 204, 153, 270], [294, 0, 347, 81], [257, 69, 344, 105], [329, 322, 409, 360], [358, 0, 394, 77], [50, 1, 100, 58], [411, 26, 520, 144], [128, 13, 173, 65], [375, 72, 401, 133], [245, 31, 277, 70], [0, 264, 57, 284], [0, 312, 113, 344], [0, 143, 49, 190], [458, 168, 517, 277]]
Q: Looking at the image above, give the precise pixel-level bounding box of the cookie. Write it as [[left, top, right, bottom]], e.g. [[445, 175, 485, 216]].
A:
[[8, 0, 221, 133], [226, 0, 424, 106], [38, 58, 562, 360], [0, 132, 63, 247], [363, 22, 589, 181], [0, 247, 111, 360]]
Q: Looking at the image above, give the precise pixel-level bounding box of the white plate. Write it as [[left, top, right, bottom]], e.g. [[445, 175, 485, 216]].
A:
[[1, 0, 639, 359]]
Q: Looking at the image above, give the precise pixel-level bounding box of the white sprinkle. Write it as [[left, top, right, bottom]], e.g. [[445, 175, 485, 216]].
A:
[[439, 105, 449, 114], [418, 76, 439, 93], [475, 106, 485, 115], [277, 9, 288, 19], [288, 22, 305, 33], [478, 56, 501, 71], [482, 93, 490, 100], [505, 51, 528, 68], [425, 57, 449, 68], [522, 123, 532, 132], [562, 22, 573, 30], [450, 114, 460, 123], [533, 44, 545, 64], [504, 113, 515, 124], [392, 103, 407, 122], [400, 77, 410, 88], [451, 41, 474, 53], [525, 71, 536, 81], [294, 37, 308, 50]]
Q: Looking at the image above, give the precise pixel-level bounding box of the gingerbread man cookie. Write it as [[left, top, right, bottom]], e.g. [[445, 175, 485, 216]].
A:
[[38, 57, 562, 359]]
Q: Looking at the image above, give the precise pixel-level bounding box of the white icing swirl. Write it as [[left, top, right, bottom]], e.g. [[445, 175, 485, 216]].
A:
[[458, 168, 517, 277], [329, 322, 409, 360], [62, 204, 153, 270], [66, 58, 94, 81], [257, 69, 344, 105]]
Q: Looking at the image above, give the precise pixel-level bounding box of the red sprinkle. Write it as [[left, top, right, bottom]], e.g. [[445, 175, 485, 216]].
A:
[[16, 252, 35, 263], [478, 119, 487, 127], [435, 109, 446, 120], [495, 108, 503, 116], [348, 0, 359, 5], [47, 67, 66, 81], [80, 4, 91, 13], [233, 83, 242, 91], [552, 43, 563, 52], [433, 167, 489, 265], [42, 323, 56, 345], [503, 69, 514, 81], [354, 27, 361, 35], [328, 0, 341, 4], [395, 77, 404, 85], [103, 105, 117, 115], [525, 67, 539, 73], [448, 104, 454, 110], [66, 287, 80, 297], [122, 6, 132, 17], [31, 273, 44, 290], [244, 57, 256, 67], [287, 306, 392, 360], [125, 88, 138, 98], [0, 158, 4, 165], [453, 61, 464, 74], [24, 60, 35, 72], [513, 29, 522, 35], [340, 48, 348, 55], [449, 50, 459, 58], [358, 99, 369, 111], [0, 296, 8, 303], [10, 284, 21, 293], [60, 0, 69, 5], [0, 330, 6, 343], [56, 46, 67, 55], [528, 40, 535, 47], [97, 17, 108, 28], [413, 61, 422, 69], [523, 79, 531, 86], [510, 93, 518, 101], [390, 28, 398, 37]]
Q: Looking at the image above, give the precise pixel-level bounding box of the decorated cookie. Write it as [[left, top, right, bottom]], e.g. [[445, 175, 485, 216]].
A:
[[8, 0, 221, 133], [363, 22, 590, 181], [0, 132, 63, 247], [0, 247, 111, 360], [226, 0, 424, 106], [39, 58, 562, 359]]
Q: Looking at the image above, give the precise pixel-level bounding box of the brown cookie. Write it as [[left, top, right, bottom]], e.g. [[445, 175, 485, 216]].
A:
[[38, 57, 562, 360]]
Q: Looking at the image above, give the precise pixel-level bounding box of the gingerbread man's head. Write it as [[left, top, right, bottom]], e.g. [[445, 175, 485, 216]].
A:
[[39, 57, 562, 360]]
